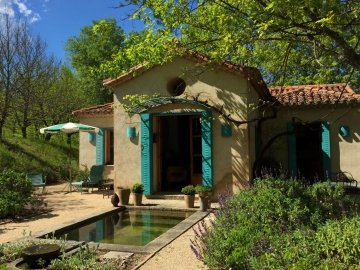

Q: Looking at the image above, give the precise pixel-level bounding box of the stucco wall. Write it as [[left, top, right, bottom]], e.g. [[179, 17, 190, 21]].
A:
[[78, 116, 114, 179], [112, 57, 259, 196], [262, 105, 360, 180]]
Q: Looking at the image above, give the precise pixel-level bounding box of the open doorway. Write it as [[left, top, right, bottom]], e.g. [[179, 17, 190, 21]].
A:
[[156, 115, 202, 191], [295, 122, 323, 183]]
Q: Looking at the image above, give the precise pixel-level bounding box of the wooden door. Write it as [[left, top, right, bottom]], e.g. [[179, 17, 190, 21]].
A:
[[156, 117, 162, 191], [190, 116, 202, 186]]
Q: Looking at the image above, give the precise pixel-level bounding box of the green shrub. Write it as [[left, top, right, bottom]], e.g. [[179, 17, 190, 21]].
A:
[[130, 183, 144, 194], [0, 168, 34, 218], [0, 264, 8, 270], [76, 164, 90, 182], [194, 184, 213, 193], [48, 243, 115, 270], [181, 185, 196, 195], [191, 174, 360, 269]]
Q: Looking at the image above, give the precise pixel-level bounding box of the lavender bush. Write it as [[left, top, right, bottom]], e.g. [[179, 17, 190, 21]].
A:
[[191, 173, 360, 269]]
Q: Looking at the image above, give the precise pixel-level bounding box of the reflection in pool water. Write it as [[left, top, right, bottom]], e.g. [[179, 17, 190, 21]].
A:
[[53, 210, 193, 246]]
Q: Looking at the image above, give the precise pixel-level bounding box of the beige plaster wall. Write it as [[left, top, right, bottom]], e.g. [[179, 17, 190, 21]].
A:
[[78, 116, 114, 179], [112, 57, 259, 196], [262, 106, 360, 180]]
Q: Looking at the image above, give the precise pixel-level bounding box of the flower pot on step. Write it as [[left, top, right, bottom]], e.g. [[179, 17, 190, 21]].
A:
[[116, 187, 130, 205], [198, 192, 211, 211], [184, 194, 195, 208], [132, 193, 143, 206]]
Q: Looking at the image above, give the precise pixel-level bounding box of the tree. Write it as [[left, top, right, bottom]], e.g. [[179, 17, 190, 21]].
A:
[[36, 65, 86, 140], [64, 18, 129, 105], [14, 34, 60, 138], [115, 0, 360, 88], [0, 14, 28, 139]]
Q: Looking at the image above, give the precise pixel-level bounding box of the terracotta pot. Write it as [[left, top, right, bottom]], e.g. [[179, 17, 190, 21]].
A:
[[133, 193, 143, 206], [184, 194, 195, 208], [116, 188, 130, 205], [198, 192, 211, 211]]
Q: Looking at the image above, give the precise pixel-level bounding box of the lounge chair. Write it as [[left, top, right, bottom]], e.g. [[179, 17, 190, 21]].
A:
[[71, 165, 104, 194], [26, 173, 47, 192]]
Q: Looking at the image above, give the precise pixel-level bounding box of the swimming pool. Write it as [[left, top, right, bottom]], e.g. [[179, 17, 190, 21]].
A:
[[51, 210, 193, 246]]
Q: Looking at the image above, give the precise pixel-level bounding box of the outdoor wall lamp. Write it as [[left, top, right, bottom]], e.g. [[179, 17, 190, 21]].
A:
[[221, 124, 232, 137], [88, 133, 94, 142], [339, 126, 349, 137], [127, 127, 136, 138]]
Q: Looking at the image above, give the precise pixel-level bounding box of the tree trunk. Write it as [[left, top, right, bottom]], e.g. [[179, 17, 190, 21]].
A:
[[21, 126, 27, 138], [45, 133, 52, 141]]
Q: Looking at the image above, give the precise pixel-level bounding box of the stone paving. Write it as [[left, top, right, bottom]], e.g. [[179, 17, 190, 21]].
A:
[[1, 182, 212, 269]]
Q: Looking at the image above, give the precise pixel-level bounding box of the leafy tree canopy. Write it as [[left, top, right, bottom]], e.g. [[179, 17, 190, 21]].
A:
[[64, 18, 129, 104], [110, 0, 360, 89]]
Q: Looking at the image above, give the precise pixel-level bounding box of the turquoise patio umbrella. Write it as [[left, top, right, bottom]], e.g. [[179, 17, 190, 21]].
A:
[[40, 122, 99, 134], [40, 122, 99, 192]]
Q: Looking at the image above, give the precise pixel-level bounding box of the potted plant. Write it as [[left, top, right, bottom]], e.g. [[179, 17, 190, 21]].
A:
[[116, 186, 131, 206], [130, 183, 144, 206], [195, 184, 213, 211], [181, 185, 196, 208]]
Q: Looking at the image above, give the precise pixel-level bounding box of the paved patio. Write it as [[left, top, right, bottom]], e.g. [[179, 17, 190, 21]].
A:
[[0, 182, 210, 269]]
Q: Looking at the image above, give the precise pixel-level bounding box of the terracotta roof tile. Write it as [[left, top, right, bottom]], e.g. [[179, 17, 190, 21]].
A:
[[73, 84, 359, 117], [269, 83, 360, 106], [72, 103, 114, 118]]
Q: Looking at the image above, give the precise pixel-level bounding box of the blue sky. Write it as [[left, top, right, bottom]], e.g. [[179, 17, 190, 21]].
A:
[[0, 0, 144, 62]]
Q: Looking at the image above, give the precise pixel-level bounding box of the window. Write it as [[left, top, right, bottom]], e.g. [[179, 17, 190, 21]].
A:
[[105, 130, 114, 165]]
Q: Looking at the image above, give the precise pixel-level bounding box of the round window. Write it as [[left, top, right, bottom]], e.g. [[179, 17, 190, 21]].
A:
[[167, 77, 186, 96]]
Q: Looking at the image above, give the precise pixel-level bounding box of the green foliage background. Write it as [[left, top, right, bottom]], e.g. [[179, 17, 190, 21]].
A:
[[0, 127, 80, 183]]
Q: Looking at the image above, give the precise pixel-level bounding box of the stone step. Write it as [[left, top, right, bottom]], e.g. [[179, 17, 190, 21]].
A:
[[145, 194, 186, 200]]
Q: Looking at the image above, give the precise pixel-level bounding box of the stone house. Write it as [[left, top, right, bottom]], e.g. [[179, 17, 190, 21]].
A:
[[72, 55, 360, 198]]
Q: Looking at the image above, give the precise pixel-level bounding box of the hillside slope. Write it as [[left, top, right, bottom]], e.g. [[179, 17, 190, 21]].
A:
[[0, 128, 79, 183]]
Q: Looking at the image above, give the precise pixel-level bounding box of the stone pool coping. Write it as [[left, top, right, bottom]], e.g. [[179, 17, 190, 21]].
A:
[[11, 206, 209, 255]]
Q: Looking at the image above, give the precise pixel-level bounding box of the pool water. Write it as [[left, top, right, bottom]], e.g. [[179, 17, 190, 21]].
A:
[[53, 210, 193, 246]]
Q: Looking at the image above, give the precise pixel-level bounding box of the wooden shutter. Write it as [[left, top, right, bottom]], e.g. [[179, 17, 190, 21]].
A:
[[96, 128, 104, 165], [201, 111, 213, 187], [141, 114, 153, 195], [321, 122, 331, 181], [287, 123, 297, 178]]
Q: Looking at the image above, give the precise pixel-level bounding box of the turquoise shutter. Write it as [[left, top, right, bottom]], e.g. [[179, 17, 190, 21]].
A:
[[96, 128, 104, 165], [321, 122, 331, 181], [201, 111, 213, 187], [141, 114, 153, 195], [287, 123, 297, 178]]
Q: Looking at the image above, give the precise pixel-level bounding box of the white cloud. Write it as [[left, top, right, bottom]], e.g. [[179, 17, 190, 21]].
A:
[[14, 0, 32, 16], [0, 0, 41, 23], [29, 11, 39, 23], [0, 0, 15, 16]]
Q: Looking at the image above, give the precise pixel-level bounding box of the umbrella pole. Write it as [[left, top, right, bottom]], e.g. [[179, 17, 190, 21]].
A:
[[69, 134, 72, 193]]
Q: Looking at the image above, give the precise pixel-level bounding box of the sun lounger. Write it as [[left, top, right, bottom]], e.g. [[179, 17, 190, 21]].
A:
[[71, 165, 104, 194]]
